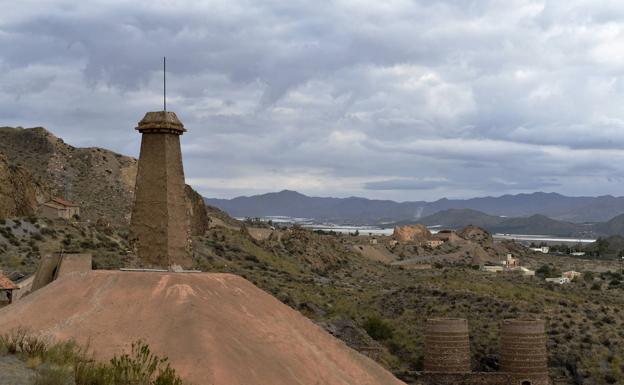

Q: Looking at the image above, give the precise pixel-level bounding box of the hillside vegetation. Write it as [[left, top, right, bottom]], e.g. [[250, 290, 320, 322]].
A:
[[0, 128, 623, 385], [194, 223, 624, 385]]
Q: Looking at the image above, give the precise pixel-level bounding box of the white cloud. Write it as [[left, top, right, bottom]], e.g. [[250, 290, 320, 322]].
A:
[[2, 0, 624, 201]]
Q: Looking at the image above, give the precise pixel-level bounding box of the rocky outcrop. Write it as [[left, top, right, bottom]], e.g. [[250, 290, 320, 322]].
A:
[[457, 225, 492, 243], [185, 185, 209, 236], [0, 154, 40, 218], [393, 224, 431, 243]]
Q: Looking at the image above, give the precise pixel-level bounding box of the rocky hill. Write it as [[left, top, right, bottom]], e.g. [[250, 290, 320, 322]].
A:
[[492, 214, 588, 237], [0, 154, 43, 218], [414, 208, 504, 229], [595, 214, 624, 236], [0, 127, 207, 234], [0, 127, 137, 225], [403, 209, 599, 237]]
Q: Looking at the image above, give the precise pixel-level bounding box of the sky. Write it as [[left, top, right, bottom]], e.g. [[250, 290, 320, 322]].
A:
[[2, 0, 624, 201]]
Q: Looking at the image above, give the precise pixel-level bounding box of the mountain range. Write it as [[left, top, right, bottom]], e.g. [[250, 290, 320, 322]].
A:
[[205, 190, 624, 236], [413, 209, 599, 237]]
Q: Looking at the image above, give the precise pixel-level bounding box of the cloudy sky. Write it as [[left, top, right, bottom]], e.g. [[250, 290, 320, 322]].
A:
[[2, 0, 624, 201]]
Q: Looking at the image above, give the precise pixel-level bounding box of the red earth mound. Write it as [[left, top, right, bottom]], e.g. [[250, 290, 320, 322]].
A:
[[0, 271, 405, 385]]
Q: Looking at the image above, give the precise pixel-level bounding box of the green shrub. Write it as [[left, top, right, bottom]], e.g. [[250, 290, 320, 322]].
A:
[[1, 330, 184, 385], [363, 315, 394, 341], [74, 362, 114, 385], [41, 227, 56, 237], [536, 264, 561, 278], [107, 340, 182, 385], [34, 365, 73, 385], [0, 328, 48, 357]]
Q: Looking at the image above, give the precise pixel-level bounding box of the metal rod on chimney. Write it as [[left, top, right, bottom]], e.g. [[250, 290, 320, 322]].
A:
[[163, 56, 167, 111]]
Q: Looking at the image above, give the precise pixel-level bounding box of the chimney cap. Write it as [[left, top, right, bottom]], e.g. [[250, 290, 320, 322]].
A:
[[136, 111, 186, 134]]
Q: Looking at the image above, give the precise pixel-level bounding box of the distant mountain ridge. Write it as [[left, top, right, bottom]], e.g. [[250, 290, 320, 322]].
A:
[[205, 190, 624, 225], [415, 209, 596, 237]]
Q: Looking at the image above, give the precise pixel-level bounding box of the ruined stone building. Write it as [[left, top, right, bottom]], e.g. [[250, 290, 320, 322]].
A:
[[128, 111, 193, 269], [39, 197, 80, 220], [31, 253, 92, 292], [0, 272, 18, 306], [421, 318, 550, 385]]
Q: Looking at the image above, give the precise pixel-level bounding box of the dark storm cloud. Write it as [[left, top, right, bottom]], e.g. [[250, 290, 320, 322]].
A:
[[2, 0, 624, 200]]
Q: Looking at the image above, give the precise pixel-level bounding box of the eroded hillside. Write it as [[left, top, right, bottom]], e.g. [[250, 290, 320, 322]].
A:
[[0, 127, 207, 234], [0, 154, 43, 218]]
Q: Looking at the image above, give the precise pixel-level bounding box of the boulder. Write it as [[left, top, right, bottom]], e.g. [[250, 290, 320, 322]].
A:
[[457, 225, 492, 243]]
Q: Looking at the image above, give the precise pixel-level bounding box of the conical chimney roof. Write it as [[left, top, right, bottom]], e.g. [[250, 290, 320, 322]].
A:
[[136, 111, 185, 134]]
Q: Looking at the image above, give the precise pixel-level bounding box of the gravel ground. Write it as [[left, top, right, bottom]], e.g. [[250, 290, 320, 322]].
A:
[[0, 355, 36, 385]]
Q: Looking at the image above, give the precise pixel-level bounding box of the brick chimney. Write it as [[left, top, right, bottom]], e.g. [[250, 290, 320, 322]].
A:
[[129, 111, 192, 269]]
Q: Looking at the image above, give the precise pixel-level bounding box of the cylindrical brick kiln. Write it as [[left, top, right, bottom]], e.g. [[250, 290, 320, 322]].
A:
[[424, 318, 471, 373], [500, 319, 550, 385]]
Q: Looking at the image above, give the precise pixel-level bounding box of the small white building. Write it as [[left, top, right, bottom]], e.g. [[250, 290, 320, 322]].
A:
[[530, 246, 550, 254], [504, 254, 520, 267], [482, 265, 504, 273], [545, 277, 571, 285]]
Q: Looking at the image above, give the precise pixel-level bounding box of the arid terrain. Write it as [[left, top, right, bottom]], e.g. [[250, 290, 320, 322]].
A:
[[0, 127, 623, 385]]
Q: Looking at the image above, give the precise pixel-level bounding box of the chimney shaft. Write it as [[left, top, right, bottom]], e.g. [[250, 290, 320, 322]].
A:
[[129, 111, 192, 269], [500, 319, 549, 385], [424, 318, 471, 374]]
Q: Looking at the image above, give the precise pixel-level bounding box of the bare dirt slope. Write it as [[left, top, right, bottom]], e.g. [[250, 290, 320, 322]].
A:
[[0, 271, 405, 385], [352, 244, 398, 264]]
